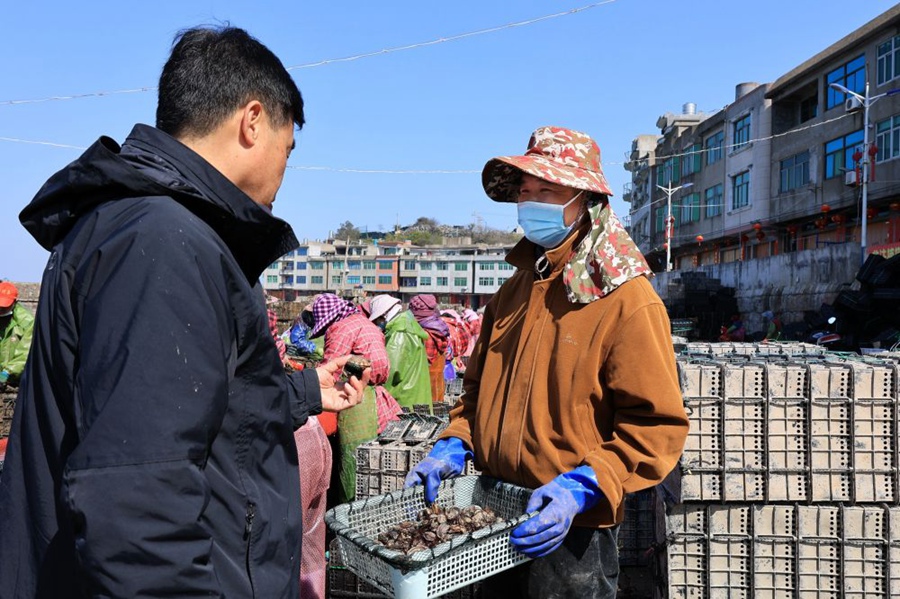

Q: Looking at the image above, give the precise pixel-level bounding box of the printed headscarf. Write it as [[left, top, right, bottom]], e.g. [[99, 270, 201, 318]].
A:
[[560, 199, 652, 304], [309, 293, 360, 338], [409, 294, 450, 337]]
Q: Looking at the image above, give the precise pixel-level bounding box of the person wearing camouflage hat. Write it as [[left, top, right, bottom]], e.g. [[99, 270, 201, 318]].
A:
[[406, 126, 689, 598]]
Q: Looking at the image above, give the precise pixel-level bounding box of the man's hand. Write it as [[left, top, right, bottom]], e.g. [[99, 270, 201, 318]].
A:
[[316, 356, 370, 412]]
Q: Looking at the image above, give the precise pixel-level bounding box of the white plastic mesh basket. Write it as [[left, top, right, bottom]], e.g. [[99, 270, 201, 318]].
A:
[[326, 475, 533, 599]]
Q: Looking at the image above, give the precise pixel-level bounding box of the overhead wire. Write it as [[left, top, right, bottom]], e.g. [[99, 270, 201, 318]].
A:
[[0, 1, 617, 107]]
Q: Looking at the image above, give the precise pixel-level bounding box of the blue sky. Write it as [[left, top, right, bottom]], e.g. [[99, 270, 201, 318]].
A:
[[2, 0, 897, 282]]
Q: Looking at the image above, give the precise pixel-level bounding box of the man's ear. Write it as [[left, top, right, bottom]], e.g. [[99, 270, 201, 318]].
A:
[[239, 100, 265, 148]]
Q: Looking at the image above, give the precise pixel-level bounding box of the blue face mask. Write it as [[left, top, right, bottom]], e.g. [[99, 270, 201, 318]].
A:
[[517, 191, 583, 248]]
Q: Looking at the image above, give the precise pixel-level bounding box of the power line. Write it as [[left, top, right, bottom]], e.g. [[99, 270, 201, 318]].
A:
[[0, 2, 617, 107]]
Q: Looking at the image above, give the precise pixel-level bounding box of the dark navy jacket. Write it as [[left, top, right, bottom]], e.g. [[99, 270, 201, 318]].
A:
[[0, 125, 320, 598]]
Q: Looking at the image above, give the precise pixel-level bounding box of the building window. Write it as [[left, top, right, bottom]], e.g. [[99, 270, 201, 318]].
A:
[[454, 277, 468, 287], [295, 262, 307, 270], [656, 156, 681, 187], [436, 261, 449, 271], [282, 262, 294, 271], [876, 115, 900, 163], [732, 171, 750, 210], [311, 276, 324, 285], [705, 131, 724, 165], [800, 96, 818, 123], [436, 277, 448, 286], [498, 262, 515, 271], [345, 275, 360, 285], [827, 55, 865, 110], [378, 261, 392, 271], [332, 276, 342, 286], [655, 207, 666, 236], [825, 130, 864, 178], [681, 144, 702, 177], [878, 36, 900, 86], [296, 247, 308, 256], [332, 260, 344, 270], [705, 184, 723, 218], [779, 151, 810, 192], [363, 261, 376, 270], [419, 276, 432, 286], [297, 276, 306, 284], [732, 115, 751, 150], [478, 277, 495, 286], [378, 275, 392, 285], [478, 262, 495, 270], [311, 262, 324, 270], [266, 275, 278, 284], [419, 261, 433, 270], [347, 260, 361, 270], [382, 248, 397, 255], [498, 277, 509, 285], [403, 260, 416, 270], [400, 277, 417, 288], [362, 276, 375, 285], [454, 262, 468, 271], [681, 193, 701, 224]]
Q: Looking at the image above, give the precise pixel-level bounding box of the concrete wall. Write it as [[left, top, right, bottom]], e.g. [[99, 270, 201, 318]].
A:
[[650, 244, 861, 333]]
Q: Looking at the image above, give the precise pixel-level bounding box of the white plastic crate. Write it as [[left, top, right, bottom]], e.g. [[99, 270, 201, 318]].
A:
[[678, 362, 724, 399], [809, 397, 853, 502], [680, 397, 723, 501], [723, 398, 767, 501], [767, 398, 809, 501], [326, 476, 532, 599], [667, 505, 900, 598], [723, 363, 766, 399]]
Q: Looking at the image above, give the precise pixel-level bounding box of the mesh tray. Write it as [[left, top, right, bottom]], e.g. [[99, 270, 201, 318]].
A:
[[326, 475, 533, 599]]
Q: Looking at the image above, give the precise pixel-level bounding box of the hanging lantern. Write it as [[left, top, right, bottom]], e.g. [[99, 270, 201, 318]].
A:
[[821, 204, 831, 213], [787, 225, 799, 236], [662, 242, 668, 250], [752, 222, 763, 231], [755, 230, 766, 241], [831, 214, 846, 224], [890, 202, 900, 212], [695, 235, 704, 243], [815, 217, 827, 229], [741, 234, 750, 243], [867, 207, 878, 220]]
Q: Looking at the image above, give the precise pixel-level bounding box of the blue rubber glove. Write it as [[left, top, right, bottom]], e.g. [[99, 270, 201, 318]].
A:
[[404, 437, 473, 504], [510, 465, 604, 558]]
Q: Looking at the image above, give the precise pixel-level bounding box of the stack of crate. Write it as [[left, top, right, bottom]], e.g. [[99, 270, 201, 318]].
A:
[[667, 352, 900, 598], [329, 410, 481, 599]]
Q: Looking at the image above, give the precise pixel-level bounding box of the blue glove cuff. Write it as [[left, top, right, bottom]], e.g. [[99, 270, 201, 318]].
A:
[[556, 465, 603, 513], [430, 437, 474, 464]]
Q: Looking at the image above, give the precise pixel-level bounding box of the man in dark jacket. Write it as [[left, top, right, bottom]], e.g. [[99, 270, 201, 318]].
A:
[[0, 26, 368, 599]]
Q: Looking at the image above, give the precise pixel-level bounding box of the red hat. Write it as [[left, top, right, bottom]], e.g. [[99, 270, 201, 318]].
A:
[[0, 282, 18, 309]]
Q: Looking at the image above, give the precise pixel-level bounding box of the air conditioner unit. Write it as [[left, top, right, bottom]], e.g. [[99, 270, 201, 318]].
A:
[[845, 171, 859, 186], [845, 96, 863, 112]]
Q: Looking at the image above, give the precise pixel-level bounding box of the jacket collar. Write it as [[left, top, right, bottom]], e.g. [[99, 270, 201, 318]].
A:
[[506, 217, 590, 280]]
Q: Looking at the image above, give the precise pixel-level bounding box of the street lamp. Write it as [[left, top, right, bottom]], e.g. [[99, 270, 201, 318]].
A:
[[829, 81, 900, 263], [656, 181, 693, 272]]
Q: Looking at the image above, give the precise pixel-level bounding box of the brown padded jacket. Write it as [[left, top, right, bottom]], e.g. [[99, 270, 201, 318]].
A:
[[440, 228, 689, 528]]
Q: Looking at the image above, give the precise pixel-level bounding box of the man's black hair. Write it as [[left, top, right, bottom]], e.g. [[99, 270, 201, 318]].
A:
[[156, 26, 304, 138]]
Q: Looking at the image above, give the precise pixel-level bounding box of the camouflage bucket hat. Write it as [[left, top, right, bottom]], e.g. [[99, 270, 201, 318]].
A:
[[482, 126, 614, 203]]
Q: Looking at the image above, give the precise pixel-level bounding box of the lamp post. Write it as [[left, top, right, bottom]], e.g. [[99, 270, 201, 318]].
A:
[[829, 81, 900, 263], [656, 181, 693, 272]]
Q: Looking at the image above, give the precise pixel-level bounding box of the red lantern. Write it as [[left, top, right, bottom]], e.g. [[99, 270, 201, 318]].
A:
[[890, 202, 900, 212], [831, 214, 846, 224], [821, 204, 831, 213], [741, 234, 750, 243], [787, 225, 799, 236], [662, 242, 668, 249], [752, 222, 762, 231], [815, 217, 827, 229], [755, 230, 766, 241], [867, 207, 878, 220], [695, 235, 704, 243]]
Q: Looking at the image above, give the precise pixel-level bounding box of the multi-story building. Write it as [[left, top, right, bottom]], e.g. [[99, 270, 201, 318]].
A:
[[625, 5, 900, 272], [262, 237, 517, 309]]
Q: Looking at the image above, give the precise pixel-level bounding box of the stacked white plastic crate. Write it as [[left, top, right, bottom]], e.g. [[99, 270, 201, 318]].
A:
[[669, 347, 900, 598]]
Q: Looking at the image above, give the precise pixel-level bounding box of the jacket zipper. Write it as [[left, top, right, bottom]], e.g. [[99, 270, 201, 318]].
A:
[[244, 501, 257, 597]]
